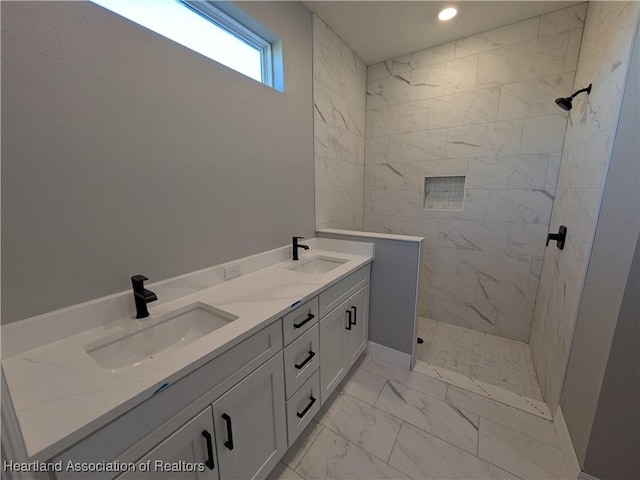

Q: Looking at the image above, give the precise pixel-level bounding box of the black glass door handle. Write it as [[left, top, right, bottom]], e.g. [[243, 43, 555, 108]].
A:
[[294, 313, 315, 329], [222, 413, 234, 450], [201, 430, 215, 470]]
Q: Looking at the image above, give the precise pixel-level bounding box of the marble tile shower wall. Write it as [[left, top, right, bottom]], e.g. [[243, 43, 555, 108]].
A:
[[530, 1, 640, 413], [363, 4, 587, 342], [313, 15, 367, 230]]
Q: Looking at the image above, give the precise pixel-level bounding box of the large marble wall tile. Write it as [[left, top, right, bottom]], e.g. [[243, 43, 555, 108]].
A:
[[364, 163, 405, 190], [365, 136, 389, 164], [363, 214, 440, 243], [315, 190, 363, 230], [429, 87, 500, 129], [315, 157, 364, 192], [498, 73, 575, 120], [392, 42, 456, 74], [550, 187, 600, 243], [367, 61, 392, 82], [545, 153, 562, 194], [432, 298, 497, 333], [316, 392, 402, 461], [388, 129, 448, 162], [466, 154, 548, 190], [476, 280, 536, 317], [485, 189, 553, 224], [564, 28, 584, 72], [520, 115, 568, 154], [314, 82, 364, 137], [556, 128, 611, 189], [364, 189, 422, 217], [478, 419, 569, 479], [494, 312, 532, 342], [367, 74, 411, 109], [410, 56, 478, 101], [315, 121, 361, 163], [457, 250, 531, 288], [370, 100, 429, 137], [422, 245, 460, 275], [295, 428, 409, 480], [455, 18, 540, 58], [389, 423, 517, 480], [375, 380, 480, 454], [538, 4, 588, 37], [446, 120, 523, 158], [403, 159, 468, 189], [477, 32, 570, 87], [438, 220, 509, 252], [422, 189, 489, 221], [506, 222, 548, 257], [424, 272, 479, 305]]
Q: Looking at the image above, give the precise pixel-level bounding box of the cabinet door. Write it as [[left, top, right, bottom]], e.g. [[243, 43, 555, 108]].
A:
[[319, 297, 350, 405], [345, 286, 369, 370], [119, 407, 218, 480], [212, 353, 286, 480]]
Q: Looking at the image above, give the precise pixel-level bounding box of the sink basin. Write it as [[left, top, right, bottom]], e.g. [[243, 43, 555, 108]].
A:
[[287, 255, 348, 275], [86, 302, 238, 370]]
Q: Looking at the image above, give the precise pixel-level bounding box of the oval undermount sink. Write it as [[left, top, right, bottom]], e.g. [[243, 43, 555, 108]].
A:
[[287, 255, 348, 275], [85, 302, 238, 371]]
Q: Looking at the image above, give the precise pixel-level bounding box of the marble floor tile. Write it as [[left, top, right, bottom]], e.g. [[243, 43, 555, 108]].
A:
[[375, 380, 479, 454], [363, 357, 448, 400], [295, 428, 409, 480], [446, 386, 558, 447], [389, 423, 518, 480], [337, 364, 387, 405], [281, 420, 324, 470], [268, 462, 304, 480], [478, 418, 568, 479], [316, 392, 402, 461]]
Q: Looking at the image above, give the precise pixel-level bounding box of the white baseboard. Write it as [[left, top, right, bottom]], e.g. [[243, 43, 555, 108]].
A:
[[366, 341, 411, 369], [554, 405, 581, 480]]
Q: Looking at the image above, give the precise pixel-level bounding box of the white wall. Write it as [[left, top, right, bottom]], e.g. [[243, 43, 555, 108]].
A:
[[362, 4, 586, 341], [530, 1, 640, 413], [313, 15, 367, 230], [1, 1, 315, 323]]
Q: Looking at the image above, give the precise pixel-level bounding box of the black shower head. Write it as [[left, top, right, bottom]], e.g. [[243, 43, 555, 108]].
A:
[[555, 84, 592, 111], [555, 96, 573, 111]]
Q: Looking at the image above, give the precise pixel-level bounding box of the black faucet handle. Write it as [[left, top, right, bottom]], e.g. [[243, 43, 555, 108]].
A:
[[131, 275, 149, 290], [293, 236, 305, 241]]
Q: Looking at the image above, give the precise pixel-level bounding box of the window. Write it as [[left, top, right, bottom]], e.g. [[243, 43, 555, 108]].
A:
[[91, 0, 283, 91]]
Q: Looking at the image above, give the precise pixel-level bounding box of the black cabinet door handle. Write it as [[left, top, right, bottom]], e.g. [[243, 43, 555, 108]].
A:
[[295, 350, 316, 370], [222, 413, 234, 450], [296, 395, 317, 418], [345, 310, 352, 330], [201, 430, 215, 470], [293, 313, 315, 329], [351, 306, 357, 326]]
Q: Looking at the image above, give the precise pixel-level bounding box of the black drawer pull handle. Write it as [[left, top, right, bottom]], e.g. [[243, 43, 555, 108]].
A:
[[296, 395, 317, 418], [295, 350, 316, 370], [293, 313, 315, 329], [222, 413, 234, 450], [346, 310, 352, 330], [351, 306, 357, 326], [201, 430, 215, 470]]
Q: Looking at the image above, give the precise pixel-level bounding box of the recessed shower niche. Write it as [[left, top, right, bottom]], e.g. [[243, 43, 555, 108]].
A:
[[422, 176, 465, 210]]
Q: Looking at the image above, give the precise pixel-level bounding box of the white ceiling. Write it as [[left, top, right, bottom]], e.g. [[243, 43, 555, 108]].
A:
[[303, 1, 583, 65]]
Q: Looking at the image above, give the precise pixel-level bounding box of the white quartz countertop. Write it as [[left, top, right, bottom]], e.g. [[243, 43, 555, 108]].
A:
[[2, 240, 373, 461]]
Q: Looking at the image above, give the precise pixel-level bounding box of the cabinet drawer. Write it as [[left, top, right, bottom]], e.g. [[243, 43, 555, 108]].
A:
[[283, 324, 319, 398], [286, 370, 321, 447], [319, 266, 370, 317], [282, 296, 319, 346]]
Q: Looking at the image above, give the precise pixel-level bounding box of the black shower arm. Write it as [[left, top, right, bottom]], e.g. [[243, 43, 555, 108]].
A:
[[570, 84, 592, 99]]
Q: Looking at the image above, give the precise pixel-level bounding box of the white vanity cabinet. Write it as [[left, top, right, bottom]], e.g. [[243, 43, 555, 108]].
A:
[[319, 267, 370, 405]]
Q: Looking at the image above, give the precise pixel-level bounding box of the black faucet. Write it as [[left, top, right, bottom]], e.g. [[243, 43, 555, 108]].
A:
[[131, 275, 157, 318], [292, 236, 309, 261]]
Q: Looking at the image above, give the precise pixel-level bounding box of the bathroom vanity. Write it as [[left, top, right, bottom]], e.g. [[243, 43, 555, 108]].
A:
[[1, 239, 374, 480]]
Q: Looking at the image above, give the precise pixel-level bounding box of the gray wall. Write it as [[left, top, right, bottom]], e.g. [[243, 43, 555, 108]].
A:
[[560, 19, 640, 470], [1, 1, 314, 323], [584, 234, 639, 479]]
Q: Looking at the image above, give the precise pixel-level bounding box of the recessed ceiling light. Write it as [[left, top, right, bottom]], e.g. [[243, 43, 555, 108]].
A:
[[438, 6, 458, 21]]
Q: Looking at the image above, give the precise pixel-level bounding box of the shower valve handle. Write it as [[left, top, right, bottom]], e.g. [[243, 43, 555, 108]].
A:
[[546, 226, 567, 250]]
